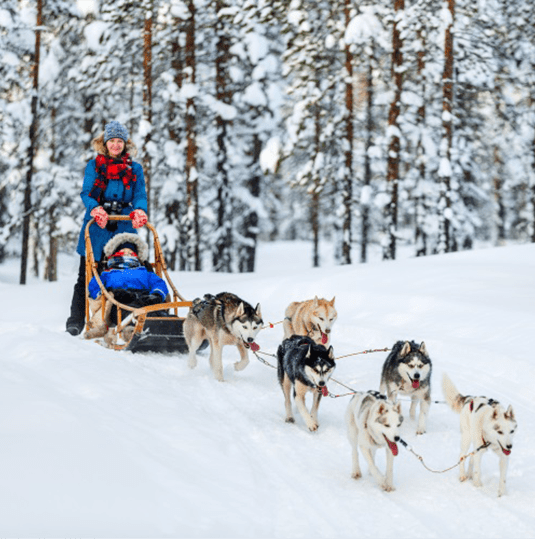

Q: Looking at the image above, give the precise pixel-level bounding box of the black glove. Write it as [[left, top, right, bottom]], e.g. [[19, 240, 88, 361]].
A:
[[146, 293, 164, 305], [112, 289, 136, 304]]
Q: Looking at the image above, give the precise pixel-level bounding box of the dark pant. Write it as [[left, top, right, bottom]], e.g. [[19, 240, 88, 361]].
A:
[[66, 256, 86, 328], [108, 289, 166, 326]]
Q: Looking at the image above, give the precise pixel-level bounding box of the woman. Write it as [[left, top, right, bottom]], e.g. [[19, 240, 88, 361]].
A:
[[66, 120, 148, 336]]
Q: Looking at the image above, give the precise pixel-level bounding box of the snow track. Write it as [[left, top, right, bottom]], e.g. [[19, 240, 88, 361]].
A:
[[1, 243, 534, 537]]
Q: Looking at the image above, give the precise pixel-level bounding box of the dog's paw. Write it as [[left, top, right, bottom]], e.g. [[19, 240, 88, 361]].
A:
[[459, 474, 468, 483], [351, 471, 362, 480], [234, 359, 249, 371], [285, 417, 295, 424], [121, 326, 135, 342], [416, 428, 426, 435], [84, 324, 108, 340], [103, 329, 117, 347], [307, 422, 319, 432], [188, 357, 197, 369], [382, 483, 396, 492]]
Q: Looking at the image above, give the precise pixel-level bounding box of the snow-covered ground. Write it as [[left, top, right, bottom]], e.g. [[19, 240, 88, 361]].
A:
[[1, 241, 534, 538]]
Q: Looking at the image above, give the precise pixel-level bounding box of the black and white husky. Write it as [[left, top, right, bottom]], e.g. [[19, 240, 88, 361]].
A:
[[277, 335, 336, 432], [442, 374, 517, 497], [380, 340, 432, 434], [345, 391, 403, 492], [184, 292, 263, 381]]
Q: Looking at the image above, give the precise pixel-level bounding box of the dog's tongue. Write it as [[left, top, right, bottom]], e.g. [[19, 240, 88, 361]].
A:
[[250, 342, 260, 352], [412, 379, 420, 389], [321, 386, 329, 397], [384, 436, 399, 456], [321, 332, 328, 345], [502, 447, 511, 456]]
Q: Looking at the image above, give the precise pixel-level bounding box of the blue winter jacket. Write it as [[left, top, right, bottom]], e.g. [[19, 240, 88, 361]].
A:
[[76, 159, 148, 260], [88, 266, 169, 301]]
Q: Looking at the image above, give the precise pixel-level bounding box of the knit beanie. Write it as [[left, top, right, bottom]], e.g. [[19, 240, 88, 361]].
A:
[[104, 120, 129, 143]]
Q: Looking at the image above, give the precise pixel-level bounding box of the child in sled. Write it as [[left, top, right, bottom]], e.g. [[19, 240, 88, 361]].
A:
[[84, 232, 169, 341]]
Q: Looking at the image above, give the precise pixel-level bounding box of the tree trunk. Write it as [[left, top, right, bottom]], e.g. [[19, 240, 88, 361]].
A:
[[239, 134, 261, 273], [493, 146, 506, 244], [361, 56, 374, 264], [311, 103, 321, 268], [415, 27, 427, 257], [142, 0, 153, 217], [185, 0, 200, 270], [165, 16, 185, 270], [47, 107, 58, 281], [438, 0, 455, 253], [384, 0, 404, 261], [213, 0, 232, 272], [20, 0, 42, 285], [531, 92, 535, 243], [341, 0, 354, 265]]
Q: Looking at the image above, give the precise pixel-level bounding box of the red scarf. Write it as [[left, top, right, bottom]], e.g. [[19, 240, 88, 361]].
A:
[[89, 153, 137, 204]]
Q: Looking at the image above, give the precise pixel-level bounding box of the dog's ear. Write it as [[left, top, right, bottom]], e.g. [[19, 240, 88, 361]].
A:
[[492, 408, 499, 420], [306, 344, 312, 358], [394, 402, 402, 415], [255, 303, 262, 318], [505, 405, 515, 421], [400, 341, 411, 357], [330, 296, 335, 305], [327, 346, 335, 359], [313, 296, 319, 307], [419, 341, 428, 356], [236, 302, 245, 317], [377, 402, 387, 415]]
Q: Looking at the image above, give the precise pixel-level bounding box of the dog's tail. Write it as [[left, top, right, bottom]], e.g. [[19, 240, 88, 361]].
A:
[[442, 373, 465, 413]]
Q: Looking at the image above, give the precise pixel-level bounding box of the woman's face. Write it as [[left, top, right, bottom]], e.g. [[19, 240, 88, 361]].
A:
[[106, 137, 126, 158]]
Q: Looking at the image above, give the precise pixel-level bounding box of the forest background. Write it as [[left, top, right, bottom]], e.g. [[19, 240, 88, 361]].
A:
[[1, 0, 534, 282]]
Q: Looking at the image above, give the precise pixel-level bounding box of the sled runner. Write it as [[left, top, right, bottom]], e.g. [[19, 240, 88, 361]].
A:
[[84, 215, 192, 353]]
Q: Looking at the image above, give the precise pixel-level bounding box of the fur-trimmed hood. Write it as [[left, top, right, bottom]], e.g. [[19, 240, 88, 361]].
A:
[[103, 233, 149, 262], [92, 132, 138, 157]]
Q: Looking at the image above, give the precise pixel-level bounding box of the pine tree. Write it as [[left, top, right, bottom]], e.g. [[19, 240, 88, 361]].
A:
[[184, 0, 201, 270], [212, 0, 234, 272], [383, 0, 404, 260], [0, 1, 33, 262], [20, 0, 43, 285]]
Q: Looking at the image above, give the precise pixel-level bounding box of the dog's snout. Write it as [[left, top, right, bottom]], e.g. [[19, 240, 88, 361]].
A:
[[325, 329, 331, 334], [394, 436, 400, 442], [507, 444, 513, 450], [413, 372, 420, 379], [247, 337, 254, 343], [318, 381, 326, 387]]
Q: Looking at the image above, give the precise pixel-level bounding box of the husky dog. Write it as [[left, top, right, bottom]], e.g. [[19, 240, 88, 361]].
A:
[[283, 296, 337, 346], [184, 292, 263, 382], [277, 335, 336, 431], [442, 374, 517, 497], [346, 391, 403, 492], [380, 340, 432, 435]]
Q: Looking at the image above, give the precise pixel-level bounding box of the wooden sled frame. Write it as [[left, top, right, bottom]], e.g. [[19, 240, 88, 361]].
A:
[[84, 215, 192, 352]]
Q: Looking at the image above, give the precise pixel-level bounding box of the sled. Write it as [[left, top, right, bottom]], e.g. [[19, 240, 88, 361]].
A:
[[84, 215, 192, 353]]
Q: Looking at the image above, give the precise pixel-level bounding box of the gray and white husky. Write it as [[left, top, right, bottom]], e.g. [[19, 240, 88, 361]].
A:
[[346, 391, 403, 492], [277, 335, 336, 431], [442, 373, 517, 497], [380, 340, 432, 435], [184, 292, 263, 381]]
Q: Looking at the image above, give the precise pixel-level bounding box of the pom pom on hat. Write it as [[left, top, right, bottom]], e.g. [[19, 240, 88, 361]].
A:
[[104, 120, 129, 143]]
